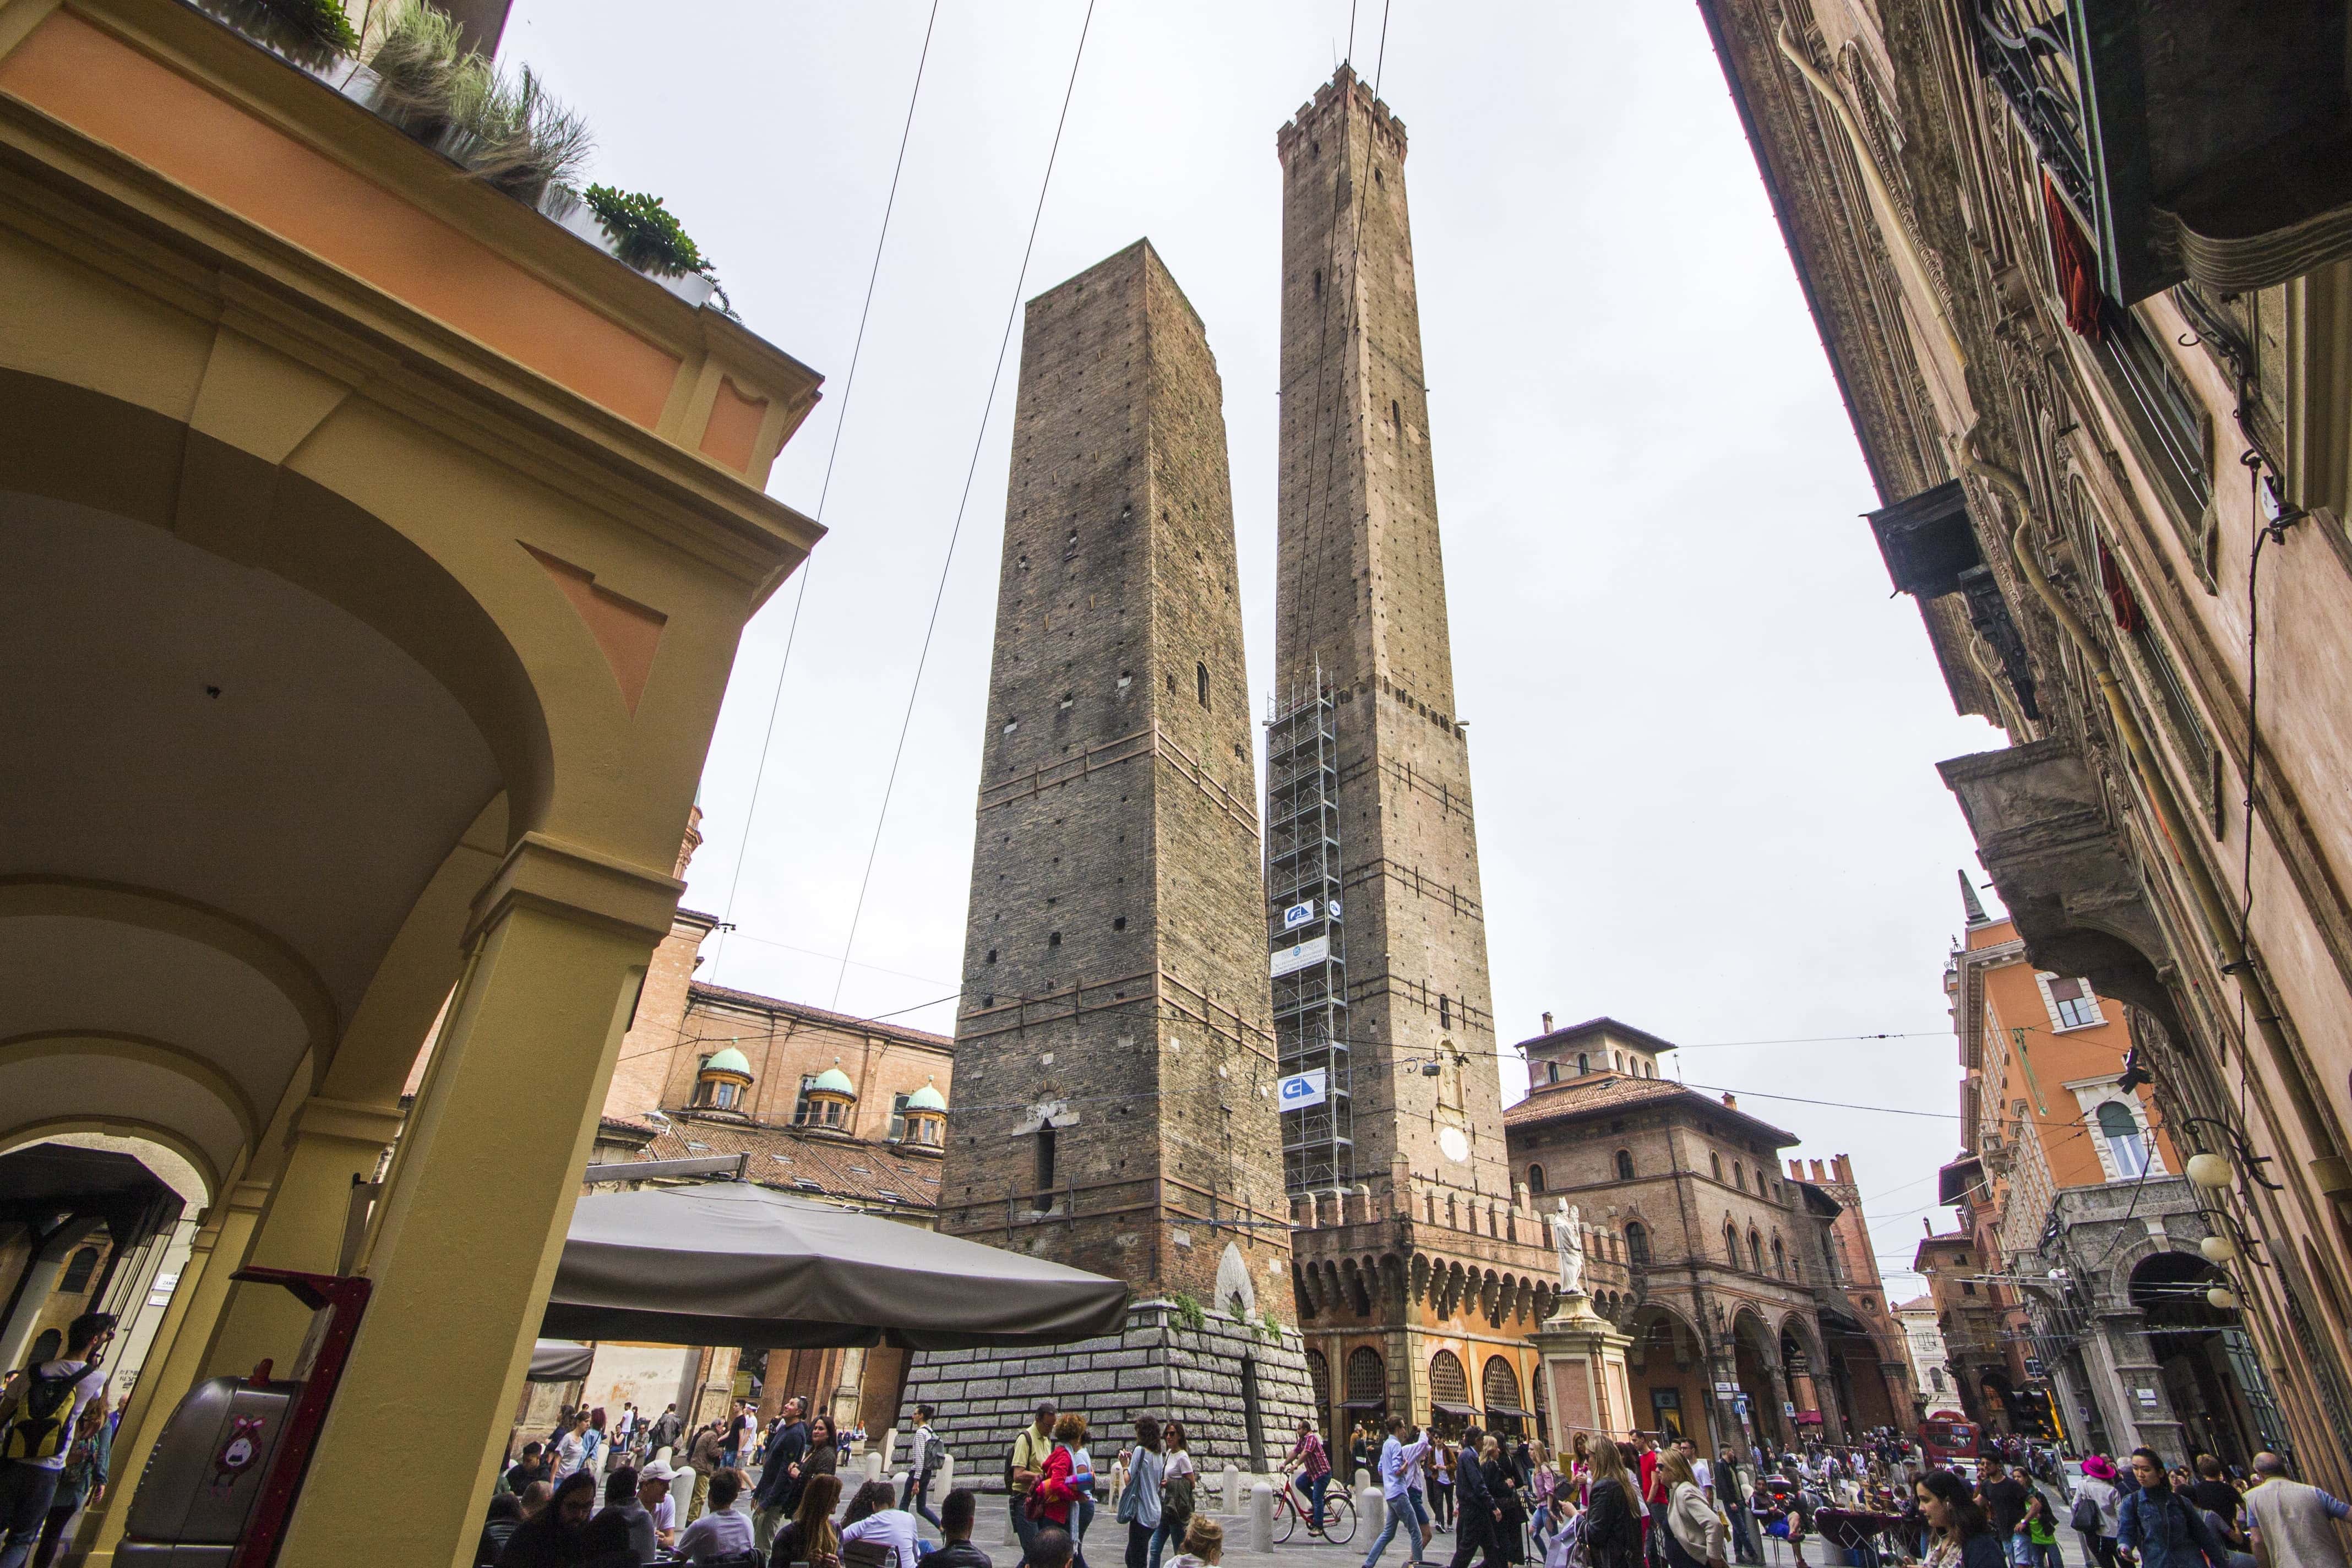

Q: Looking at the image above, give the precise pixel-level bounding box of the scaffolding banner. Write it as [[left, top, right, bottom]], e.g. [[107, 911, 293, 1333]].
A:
[[1279, 1069, 1329, 1110], [1282, 900, 1315, 930], [1271, 935, 1330, 977]]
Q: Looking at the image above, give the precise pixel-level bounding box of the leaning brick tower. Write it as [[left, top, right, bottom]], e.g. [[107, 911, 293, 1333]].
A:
[[1275, 72, 1554, 1441], [904, 240, 1309, 1474], [1271, 67, 1506, 1196]]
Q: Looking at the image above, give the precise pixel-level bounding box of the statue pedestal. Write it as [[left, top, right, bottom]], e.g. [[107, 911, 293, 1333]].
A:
[[1534, 1290, 1635, 1445]]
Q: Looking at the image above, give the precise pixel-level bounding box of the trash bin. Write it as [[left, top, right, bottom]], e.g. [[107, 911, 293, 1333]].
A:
[[116, 1371, 302, 1566]]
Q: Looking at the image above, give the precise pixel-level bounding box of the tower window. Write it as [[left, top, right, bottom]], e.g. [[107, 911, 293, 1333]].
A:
[[987, 949, 998, 964], [1113, 917, 1127, 932], [1527, 1164, 1546, 1194], [1711, 1152, 1723, 1182], [1439, 994, 1451, 1028], [1197, 662, 1210, 708], [1626, 1222, 1650, 1266], [1615, 1150, 1635, 1181], [1037, 1125, 1058, 1193], [1313, 268, 1323, 298], [1049, 932, 1061, 947], [1167, 672, 1178, 694], [1391, 399, 1401, 429]]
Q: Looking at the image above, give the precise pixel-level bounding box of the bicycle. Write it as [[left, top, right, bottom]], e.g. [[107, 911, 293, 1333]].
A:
[[1273, 1472, 1358, 1544]]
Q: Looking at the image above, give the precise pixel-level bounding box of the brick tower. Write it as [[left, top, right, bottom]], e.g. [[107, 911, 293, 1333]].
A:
[[906, 241, 1310, 1473], [1275, 70, 1556, 1444]]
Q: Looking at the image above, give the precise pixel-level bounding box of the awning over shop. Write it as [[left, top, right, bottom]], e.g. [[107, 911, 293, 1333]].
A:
[[1431, 1402, 1480, 1419], [542, 1180, 1130, 1350], [1340, 1398, 1386, 1411], [529, 1340, 595, 1382], [1485, 1406, 1534, 1421]]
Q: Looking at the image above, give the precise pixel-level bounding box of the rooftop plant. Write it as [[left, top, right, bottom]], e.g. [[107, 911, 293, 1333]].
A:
[[584, 186, 712, 277], [364, 1, 591, 199], [254, 0, 357, 52]]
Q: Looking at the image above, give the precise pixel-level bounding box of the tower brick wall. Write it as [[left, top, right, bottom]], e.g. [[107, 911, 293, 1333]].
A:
[[1273, 67, 1504, 1194], [912, 241, 1310, 1473], [937, 239, 1291, 1304]]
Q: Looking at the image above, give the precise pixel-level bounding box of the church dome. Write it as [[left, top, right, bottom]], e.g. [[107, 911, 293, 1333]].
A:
[[906, 1079, 946, 1112], [703, 1046, 753, 1078], [811, 1065, 856, 1096]]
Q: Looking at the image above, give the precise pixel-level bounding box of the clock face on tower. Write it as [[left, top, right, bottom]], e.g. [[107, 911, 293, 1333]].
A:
[[1439, 1126, 1471, 1164]]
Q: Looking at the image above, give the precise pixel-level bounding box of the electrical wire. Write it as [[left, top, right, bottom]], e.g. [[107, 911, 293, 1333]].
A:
[[706, 0, 942, 986], [825, 0, 1100, 1011]]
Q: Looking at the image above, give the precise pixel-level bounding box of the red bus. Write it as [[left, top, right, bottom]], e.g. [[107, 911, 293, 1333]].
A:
[[1920, 1411, 1980, 1470]]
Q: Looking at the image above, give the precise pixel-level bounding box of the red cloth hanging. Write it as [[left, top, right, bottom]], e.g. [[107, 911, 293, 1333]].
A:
[[2098, 541, 2142, 633], [2043, 173, 2103, 340]]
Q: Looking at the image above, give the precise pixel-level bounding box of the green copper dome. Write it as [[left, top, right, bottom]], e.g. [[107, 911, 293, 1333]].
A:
[[906, 1079, 946, 1112], [810, 1064, 856, 1096], [701, 1046, 753, 1077]]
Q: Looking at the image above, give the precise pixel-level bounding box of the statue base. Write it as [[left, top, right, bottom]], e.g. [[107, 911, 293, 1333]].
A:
[[1534, 1290, 1635, 1444]]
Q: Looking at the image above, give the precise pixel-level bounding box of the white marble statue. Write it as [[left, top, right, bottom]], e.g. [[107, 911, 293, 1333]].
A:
[[1552, 1199, 1585, 1295]]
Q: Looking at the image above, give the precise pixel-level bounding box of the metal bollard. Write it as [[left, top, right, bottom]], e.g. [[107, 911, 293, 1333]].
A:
[[1250, 1482, 1274, 1553]]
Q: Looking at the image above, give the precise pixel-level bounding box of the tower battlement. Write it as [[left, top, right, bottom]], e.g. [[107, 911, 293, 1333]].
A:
[[1277, 62, 1408, 162]]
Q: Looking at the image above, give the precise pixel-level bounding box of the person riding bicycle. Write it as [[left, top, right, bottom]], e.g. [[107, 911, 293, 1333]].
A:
[[1288, 1420, 1334, 1534]]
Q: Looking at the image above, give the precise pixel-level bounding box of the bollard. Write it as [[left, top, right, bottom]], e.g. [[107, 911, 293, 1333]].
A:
[[1223, 1463, 1241, 1516], [881, 1425, 899, 1476], [864, 1449, 883, 1481], [1355, 1467, 1373, 1493], [1360, 1484, 1384, 1538], [1250, 1482, 1274, 1553]]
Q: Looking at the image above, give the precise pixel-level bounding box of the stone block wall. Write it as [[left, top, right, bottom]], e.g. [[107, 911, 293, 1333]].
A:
[[902, 1300, 1315, 1488]]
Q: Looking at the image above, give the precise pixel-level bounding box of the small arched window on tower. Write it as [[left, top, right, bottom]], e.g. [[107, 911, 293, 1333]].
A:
[[1196, 662, 1210, 708], [1615, 1150, 1635, 1181], [1749, 1230, 1765, 1272], [1726, 1223, 1742, 1266], [1313, 268, 1323, 298], [1711, 1152, 1723, 1182], [1036, 1125, 1057, 1194], [1527, 1164, 1546, 1194], [1626, 1221, 1651, 1266], [1577, 1053, 1589, 1075], [1772, 1235, 1789, 1277], [1439, 994, 1451, 1028], [1733, 1161, 1744, 1189], [1391, 399, 1401, 431]]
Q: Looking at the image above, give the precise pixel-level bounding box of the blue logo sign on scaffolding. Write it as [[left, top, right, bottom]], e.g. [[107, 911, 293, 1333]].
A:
[[1279, 1069, 1329, 1110], [1283, 901, 1315, 930]]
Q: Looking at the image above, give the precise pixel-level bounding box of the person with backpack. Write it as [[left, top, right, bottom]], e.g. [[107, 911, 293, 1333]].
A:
[[1118, 1417, 1165, 1568], [0, 1311, 114, 1568], [904, 1403, 946, 1530]]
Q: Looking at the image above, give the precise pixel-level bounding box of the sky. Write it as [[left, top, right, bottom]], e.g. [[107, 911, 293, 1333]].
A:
[[503, 0, 2011, 1293]]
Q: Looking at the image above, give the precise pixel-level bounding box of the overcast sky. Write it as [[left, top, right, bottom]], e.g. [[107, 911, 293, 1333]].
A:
[[506, 0, 2011, 1292]]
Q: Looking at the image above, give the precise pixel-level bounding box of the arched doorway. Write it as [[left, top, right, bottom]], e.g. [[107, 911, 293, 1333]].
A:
[[2129, 1253, 2278, 1465], [1483, 1354, 1527, 1437], [1346, 1344, 1387, 1429], [1731, 1311, 1782, 1450]]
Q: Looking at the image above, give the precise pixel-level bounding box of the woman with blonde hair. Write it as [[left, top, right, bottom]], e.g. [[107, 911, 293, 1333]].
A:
[[1581, 1438, 1643, 1568], [1657, 1450, 1727, 1568], [1168, 1515, 1223, 1568]]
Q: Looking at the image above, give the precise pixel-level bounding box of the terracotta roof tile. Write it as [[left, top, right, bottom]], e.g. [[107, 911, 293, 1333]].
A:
[[639, 1117, 943, 1211], [1505, 1072, 1798, 1144]]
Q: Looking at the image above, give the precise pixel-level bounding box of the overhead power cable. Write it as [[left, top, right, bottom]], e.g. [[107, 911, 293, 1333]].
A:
[[827, 0, 1101, 1010], [707, 0, 942, 984]]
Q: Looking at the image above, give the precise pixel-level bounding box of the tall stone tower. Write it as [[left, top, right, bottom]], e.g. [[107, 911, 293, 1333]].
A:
[[906, 240, 1310, 1472], [1271, 68, 1506, 1195]]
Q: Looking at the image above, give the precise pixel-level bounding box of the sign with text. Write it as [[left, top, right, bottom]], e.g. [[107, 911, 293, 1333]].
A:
[[1271, 935, 1330, 977], [1278, 1069, 1329, 1110], [1283, 901, 1315, 930]]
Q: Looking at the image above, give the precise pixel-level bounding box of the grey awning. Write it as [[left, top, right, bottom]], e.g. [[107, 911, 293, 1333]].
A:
[[1431, 1402, 1480, 1418], [542, 1180, 1130, 1350], [1485, 1406, 1534, 1420], [529, 1340, 595, 1382]]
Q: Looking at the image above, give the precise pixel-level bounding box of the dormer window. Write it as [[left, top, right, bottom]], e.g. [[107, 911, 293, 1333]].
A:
[[692, 1046, 755, 1114]]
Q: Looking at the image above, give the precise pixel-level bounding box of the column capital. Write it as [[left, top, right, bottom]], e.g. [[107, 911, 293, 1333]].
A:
[[465, 831, 683, 949], [288, 1095, 406, 1148]]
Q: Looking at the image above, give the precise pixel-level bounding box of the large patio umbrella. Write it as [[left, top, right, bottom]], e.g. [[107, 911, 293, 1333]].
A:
[[541, 1180, 1130, 1349], [529, 1340, 595, 1381]]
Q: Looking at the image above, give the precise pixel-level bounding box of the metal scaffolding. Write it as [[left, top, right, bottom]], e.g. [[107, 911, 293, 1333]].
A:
[[1267, 668, 1352, 1192]]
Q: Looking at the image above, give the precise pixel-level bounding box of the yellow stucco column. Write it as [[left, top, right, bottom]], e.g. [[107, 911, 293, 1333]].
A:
[[275, 835, 677, 1568], [77, 1175, 266, 1567], [196, 1096, 407, 1381]]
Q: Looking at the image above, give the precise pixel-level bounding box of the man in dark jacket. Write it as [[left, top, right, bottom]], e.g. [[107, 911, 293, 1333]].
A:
[[753, 1397, 810, 1549], [1447, 1427, 1502, 1568], [917, 1487, 994, 1568]]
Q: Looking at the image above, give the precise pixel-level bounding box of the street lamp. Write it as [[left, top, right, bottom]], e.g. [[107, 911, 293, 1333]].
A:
[[2186, 1151, 2234, 1190], [2199, 1235, 2238, 1264], [2207, 1287, 2241, 1311]]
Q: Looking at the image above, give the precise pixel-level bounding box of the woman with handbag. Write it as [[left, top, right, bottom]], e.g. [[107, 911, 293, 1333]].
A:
[[1120, 1417, 1166, 1568], [1152, 1422, 1196, 1568], [2072, 1456, 2122, 1568], [1658, 1451, 1726, 1568]]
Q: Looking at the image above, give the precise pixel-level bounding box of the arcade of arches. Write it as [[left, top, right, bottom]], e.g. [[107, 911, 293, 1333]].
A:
[[0, 8, 824, 1563]]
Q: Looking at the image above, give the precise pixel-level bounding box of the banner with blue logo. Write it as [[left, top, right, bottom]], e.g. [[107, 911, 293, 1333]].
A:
[[1278, 1069, 1328, 1110]]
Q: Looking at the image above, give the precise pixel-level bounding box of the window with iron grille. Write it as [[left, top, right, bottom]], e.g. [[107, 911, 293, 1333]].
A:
[[1347, 1347, 1386, 1405], [1429, 1350, 1469, 1405]]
